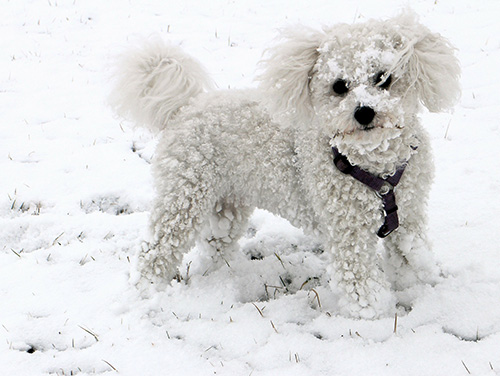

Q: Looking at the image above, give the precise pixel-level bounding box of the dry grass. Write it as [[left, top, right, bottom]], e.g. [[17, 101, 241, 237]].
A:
[[78, 326, 98, 342]]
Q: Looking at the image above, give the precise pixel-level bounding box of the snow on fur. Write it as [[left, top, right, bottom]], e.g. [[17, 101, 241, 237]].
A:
[[1, 1, 500, 376], [111, 14, 458, 320]]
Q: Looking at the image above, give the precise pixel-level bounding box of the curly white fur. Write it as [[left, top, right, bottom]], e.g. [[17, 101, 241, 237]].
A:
[[109, 37, 214, 133], [110, 14, 460, 319]]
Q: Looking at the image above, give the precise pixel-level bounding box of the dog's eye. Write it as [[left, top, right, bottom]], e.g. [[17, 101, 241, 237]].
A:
[[332, 79, 349, 96], [374, 71, 392, 89]]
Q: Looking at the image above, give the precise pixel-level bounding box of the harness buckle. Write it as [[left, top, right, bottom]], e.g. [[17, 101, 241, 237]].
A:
[[377, 181, 394, 197]]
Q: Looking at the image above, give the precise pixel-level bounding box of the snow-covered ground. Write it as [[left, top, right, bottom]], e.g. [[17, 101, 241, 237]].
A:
[[1, 1, 500, 375]]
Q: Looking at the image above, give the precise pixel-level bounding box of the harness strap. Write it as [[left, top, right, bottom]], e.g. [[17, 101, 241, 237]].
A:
[[332, 147, 407, 238]]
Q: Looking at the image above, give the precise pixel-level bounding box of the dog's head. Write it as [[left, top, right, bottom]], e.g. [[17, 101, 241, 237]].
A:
[[260, 14, 460, 147]]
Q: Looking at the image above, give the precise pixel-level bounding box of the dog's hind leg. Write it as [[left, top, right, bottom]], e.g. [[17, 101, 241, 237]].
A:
[[136, 165, 219, 287], [196, 200, 253, 273]]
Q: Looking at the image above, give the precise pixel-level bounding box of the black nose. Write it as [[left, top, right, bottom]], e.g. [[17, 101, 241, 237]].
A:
[[354, 106, 376, 127]]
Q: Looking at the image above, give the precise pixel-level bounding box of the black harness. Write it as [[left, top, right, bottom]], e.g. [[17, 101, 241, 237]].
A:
[[332, 147, 407, 238]]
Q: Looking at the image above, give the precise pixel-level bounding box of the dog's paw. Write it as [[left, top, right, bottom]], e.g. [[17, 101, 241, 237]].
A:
[[180, 244, 233, 280], [384, 232, 443, 290], [385, 250, 442, 291], [334, 278, 396, 320], [134, 241, 180, 289]]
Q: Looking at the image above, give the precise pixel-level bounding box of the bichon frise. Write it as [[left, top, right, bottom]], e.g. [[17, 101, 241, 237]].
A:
[[110, 14, 460, 319]]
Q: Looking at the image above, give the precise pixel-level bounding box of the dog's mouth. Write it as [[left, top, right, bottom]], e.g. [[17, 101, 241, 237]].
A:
[[331, 120, 403, 146], [335, 122, 400, 137], [361, 122, 402, 132], [328, 111, 404, 144], [362, 124, 375, 131]]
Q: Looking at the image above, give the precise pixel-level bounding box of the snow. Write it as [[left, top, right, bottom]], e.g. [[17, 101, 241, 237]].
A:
[[1, 1, 500, 375]]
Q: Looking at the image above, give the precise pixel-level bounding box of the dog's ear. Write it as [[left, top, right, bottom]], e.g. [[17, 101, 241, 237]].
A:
[[258, 26, 324, 120], [390, 15, 461, 112]]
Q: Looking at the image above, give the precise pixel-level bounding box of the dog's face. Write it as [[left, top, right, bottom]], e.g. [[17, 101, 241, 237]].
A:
[[260, 14, 461, 148], [310, 30, 413, 144]]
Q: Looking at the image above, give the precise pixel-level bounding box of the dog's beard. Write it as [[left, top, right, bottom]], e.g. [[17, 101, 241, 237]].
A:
[[332, 126, 403, 150], [329, 118, 420, 175], [329, 110, 403, 144]]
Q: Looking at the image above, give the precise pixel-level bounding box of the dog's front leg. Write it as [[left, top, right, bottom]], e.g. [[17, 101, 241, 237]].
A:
[[383, 216, 441, 292], [329, 223, 396, 319]]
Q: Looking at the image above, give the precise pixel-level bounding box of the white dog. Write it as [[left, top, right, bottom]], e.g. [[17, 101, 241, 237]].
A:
[[110, 14, 460, 319]]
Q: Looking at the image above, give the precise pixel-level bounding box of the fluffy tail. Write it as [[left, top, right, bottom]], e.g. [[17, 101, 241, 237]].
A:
[[109, 38, 214, 133]]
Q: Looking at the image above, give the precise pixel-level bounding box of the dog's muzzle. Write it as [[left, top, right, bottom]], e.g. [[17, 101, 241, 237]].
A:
[[354, 106, 376, 129]]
